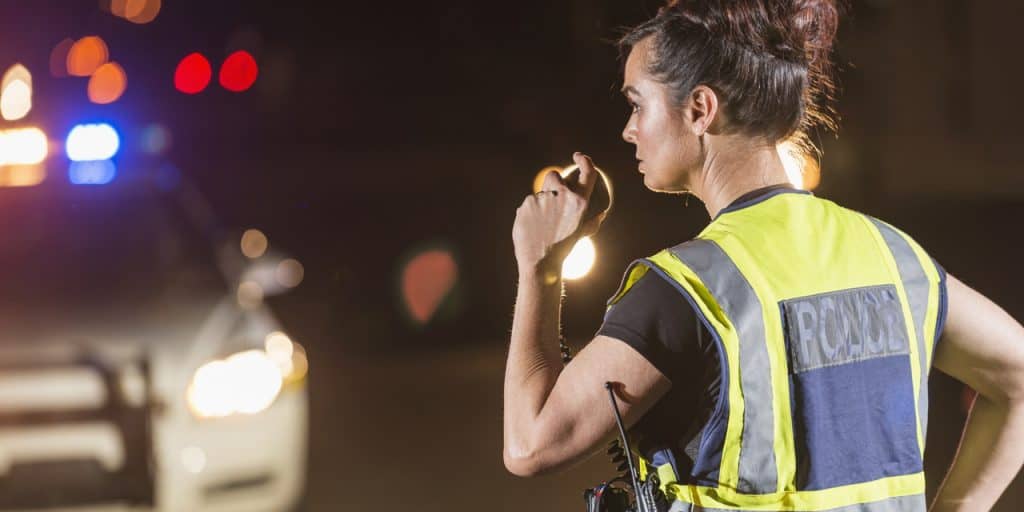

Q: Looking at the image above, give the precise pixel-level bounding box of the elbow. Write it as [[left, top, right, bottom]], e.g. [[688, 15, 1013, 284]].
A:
[[503, 450, 541, 477], [504, 415, 577, 477], [503, 438, 556, 477]]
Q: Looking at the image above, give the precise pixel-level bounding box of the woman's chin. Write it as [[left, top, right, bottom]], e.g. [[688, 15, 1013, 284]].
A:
[[643, 175, 690, 195], [641, 173, 666, 192]]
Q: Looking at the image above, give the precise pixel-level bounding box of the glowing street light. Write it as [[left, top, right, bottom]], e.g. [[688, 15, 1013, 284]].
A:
[[562, 236, 596, 280], [777, 141, 822, 191]]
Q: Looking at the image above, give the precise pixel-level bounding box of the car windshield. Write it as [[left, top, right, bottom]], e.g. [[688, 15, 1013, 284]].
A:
[[0, 186, 228, 315]]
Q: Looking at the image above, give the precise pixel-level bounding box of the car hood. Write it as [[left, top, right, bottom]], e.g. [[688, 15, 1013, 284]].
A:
[[0, 293, 228, 358]]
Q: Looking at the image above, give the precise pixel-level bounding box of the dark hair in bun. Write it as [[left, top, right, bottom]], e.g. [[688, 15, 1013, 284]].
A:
[[619, 0, 842, 146]]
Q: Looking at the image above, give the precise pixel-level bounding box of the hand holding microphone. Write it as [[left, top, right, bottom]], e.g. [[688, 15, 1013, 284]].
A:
[[512, 152, 614, 279]]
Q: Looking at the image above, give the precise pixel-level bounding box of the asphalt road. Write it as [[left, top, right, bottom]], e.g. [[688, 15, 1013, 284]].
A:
[[299, 337, 609, 511]]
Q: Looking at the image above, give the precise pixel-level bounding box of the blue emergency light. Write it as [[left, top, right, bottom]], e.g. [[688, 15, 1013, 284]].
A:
[[66, 123, 120, 162]]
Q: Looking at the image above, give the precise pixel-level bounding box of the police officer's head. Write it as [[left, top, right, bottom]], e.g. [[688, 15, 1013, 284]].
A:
[[617, 0, 840, 194]]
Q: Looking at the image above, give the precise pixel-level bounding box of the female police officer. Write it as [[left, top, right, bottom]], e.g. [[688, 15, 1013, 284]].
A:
[[503, 1, 1024, 510]]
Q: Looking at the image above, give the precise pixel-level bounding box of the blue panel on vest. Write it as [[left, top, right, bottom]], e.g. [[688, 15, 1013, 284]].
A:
[[790, 355, 922, 490], [691, 397, 727, 486], [637, 261, 728, 487]]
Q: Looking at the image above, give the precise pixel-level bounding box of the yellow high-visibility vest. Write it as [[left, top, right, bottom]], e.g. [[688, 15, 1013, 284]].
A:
[[608, 189, 946, 511]]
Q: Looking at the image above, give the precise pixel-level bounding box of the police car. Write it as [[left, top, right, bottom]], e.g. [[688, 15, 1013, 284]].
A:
[[0, 132, 308, 511]]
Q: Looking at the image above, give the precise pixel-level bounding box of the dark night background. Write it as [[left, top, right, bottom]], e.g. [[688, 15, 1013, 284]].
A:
[[1, 1, 1024, 510]]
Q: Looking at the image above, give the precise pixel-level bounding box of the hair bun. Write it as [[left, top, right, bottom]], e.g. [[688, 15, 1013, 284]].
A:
[[663, 0, 840, 69], [789, 0, 840, 70]]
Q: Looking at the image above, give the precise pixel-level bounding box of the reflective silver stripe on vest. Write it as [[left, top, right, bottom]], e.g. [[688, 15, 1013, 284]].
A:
[[669, 239, 776, 494], [869, 219, 931, 437], [667, 493, 926, 512]]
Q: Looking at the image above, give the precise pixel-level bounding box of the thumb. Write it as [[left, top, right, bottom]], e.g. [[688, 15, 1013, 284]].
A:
[[571, 152, 598, 200]]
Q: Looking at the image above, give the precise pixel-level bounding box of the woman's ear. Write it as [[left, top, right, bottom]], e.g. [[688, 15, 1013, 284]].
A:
[[685, 85, 720, 136]]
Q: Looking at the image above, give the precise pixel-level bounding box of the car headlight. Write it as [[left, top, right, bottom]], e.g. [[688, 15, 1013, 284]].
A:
[[187, 350, 282, 418], [186, 332, 309, 419], [187, 331, 307, 419]]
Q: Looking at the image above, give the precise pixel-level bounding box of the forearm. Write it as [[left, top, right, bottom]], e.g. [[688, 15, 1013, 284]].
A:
[[931, 395, 1024, 511], [503, 267, 564, 463]]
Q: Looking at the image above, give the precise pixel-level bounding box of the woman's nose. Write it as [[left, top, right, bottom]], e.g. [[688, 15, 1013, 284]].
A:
[[621, 123, 636, 144]]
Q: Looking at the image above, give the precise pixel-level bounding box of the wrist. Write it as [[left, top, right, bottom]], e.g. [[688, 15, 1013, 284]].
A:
[[518, 261, 562, 287]]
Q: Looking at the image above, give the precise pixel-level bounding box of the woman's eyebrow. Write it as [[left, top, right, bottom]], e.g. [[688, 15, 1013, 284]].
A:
[[620, 85, 641, 98]]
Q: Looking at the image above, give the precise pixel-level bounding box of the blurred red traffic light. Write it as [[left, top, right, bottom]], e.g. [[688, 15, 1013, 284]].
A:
[[219, 51, 258, 92], [174, 53, 212, 94]]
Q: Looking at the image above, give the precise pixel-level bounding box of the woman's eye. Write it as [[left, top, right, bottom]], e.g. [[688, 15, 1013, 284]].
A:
[[629, 103, 639, 113]]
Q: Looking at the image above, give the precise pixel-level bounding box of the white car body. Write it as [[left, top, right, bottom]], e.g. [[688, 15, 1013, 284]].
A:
[[0, 178, 308, 511]]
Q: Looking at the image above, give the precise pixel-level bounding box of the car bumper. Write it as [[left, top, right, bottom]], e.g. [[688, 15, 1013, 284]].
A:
[[152, 384, 308, 512], [0, 358, 307, 512]]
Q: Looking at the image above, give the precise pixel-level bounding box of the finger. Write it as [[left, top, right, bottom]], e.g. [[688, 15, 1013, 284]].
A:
[[562, 168, 581, 188], [572, 152, 598, 200], [542, 169, 565, 192]]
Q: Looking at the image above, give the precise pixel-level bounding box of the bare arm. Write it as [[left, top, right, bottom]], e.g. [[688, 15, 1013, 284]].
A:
[[502, 268, 671, 477], [930, 273, 1024, 511], [504, 152, 671, 476]]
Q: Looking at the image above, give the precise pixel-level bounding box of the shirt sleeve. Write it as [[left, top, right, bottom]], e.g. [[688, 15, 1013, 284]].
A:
[[933, 258, 949, 349], [596, 270, 701, 382]]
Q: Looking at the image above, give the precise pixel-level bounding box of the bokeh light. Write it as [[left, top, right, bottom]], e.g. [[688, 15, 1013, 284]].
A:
[[87, 62, 127, 104], [276, 258, 304, 288], [226, 351, 283, 414], [66, 36, 109, 77], [264, 331, 302, 380], [240, 229, 269, 259], [532, 166, 565, 194], [0, 81, 31, 122], [140, 123, 172, 155], [562, 237, 596, 280], [800, 154, 821, 190], [0, 127, 48, 165], [187, 360, 234, 418], [1, 64, 32, 121], [0, 165, 46, 187], [66, 123, 120, 161], [114, 0, 162, 24], [68, 160, 117, 185], [174, 53, 212, 94], [265, 332, 294, 366], [237, 280, 264, 309], [401, 249, 458, 325], [286, 342, 309, 385], [777, 142, 822, 191], [108, 0, 128, 16], [186, 350, 283, 418], [49, 38, 75, 77], [219, 50, 259, 92]]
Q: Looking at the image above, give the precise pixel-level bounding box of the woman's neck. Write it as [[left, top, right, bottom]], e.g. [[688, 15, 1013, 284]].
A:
[[690, 139, 792, 219]]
